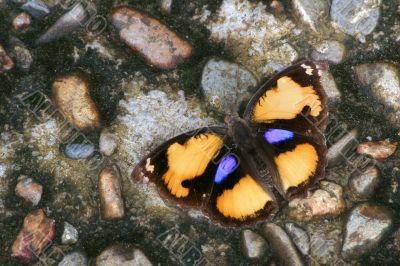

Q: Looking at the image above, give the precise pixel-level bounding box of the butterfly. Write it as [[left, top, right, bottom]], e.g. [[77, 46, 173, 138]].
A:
[[132, 60, 328, 226]]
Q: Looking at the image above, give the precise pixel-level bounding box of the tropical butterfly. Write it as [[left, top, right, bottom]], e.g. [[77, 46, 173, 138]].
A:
[[132, 60, 328, 226]]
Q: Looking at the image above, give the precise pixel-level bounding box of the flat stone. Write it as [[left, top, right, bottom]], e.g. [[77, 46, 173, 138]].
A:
[[99, 129, 118, 156], [63, 143, 95, 160], [311, 40, 346, 64], [11, 209, 56, 264], [13, 12, 31, 30], [288, 181, 346, 221], [285, 223, 310, 255], [112, 7, 193, 69], [319, 68, 341, 108], [354, 63, 400, 125], [327, 129, 359, 167], [357, 140, 397, 160], [36, 3, 88, 44], [342, 203, 393, 259], [309, 227, 342, 265], [0, 44, 14, 73], [348, 165, 380, 201], [15, 176, 43, 206], [262, 223, 304, 266], [201, 58, 258, 113], [331, 0, 382, 41], [241, 229, 267, 259], [61, 222, 79, 245], [58, 251, 88, 266], [99, 165, 125, 220], [292, 0, 330, 33], [52, 73, 101, 130], [96, 244, 153, 266], [21, 0, 50, 19]]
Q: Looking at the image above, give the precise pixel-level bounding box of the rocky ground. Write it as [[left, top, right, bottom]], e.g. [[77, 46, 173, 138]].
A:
[[0, 0, 400, 265]]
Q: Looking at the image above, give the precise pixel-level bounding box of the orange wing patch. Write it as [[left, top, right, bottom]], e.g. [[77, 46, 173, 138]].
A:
[[163, 134, 223, 198], [253, 76, 322, 122], [216, 175, 273, 220], [275, 143, 318, 192]]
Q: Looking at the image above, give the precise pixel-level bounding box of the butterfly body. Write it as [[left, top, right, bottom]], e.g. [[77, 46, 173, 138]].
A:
[[132, 60, 328, 226]]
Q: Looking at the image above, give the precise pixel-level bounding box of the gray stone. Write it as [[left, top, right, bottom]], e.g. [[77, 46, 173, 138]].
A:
[[354, 63, 400, 126], [262, 223, 304, 266], [288, 181, 346, 221], [61, 222, 79, 245], [327, 129, 359, 167], [348, 165, 380, 201], [36, 3, 88, 44], [21, 0, 50, 19], [9, 38, 33, 70], [96, 244, 153, 266], [201, 58, 258, 113], [99, 129, 118, 156], [320, 69, 341, 108], [160, 0, 172, 14], [311, 40, 346, 64], [342, 203, 393, 259], [58, 251, 88, 266], [63, 143, 95, 160], [241, 229, 267, 259], [285, 223, 310, 255], [309, 228, 342, 265], [292, 0, 330, 33], [331, 0, 382, 41]]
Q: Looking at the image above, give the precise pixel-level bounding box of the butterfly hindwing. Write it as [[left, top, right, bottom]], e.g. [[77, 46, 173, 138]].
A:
[[244, 60, 328, 131], [132, 127, 227, 209]]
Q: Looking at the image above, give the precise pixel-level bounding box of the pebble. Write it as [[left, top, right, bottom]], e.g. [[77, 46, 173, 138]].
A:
[[241, 229, 267, 259], [319, 68, 341, 108], [58, 251, 88, 266], [9, 38, 33, 70], [99, 165, 125, 220], [12, 12, 31, 30], [330, 0, 382, 41], [292, 0, 329, 33], [63, 143, 95, 160], [112, 7, 193, 69], [342, 203, 393, 259], [285, 223, 310, 255], [96, 244, 153, 266], [310, 40, 346, 64], [270, 0, 284, 14], [201, 58, 258, 113], [348, 165, 380, 201], [0, 44, 14, 73], [15, 176, 43, 206], [52, 73, 101, 130], [262, 223, 304, 266], [327, 129, 359, 167], [160, 0, 172, 15], [357, 140, 397, 160], [288, 181, 346, 221], [36, 3, 87, 44], [354, 63, 400, 125], [61, 222, 79, 245], [11, 209, 56, 263], [21, 0, 50, 19], [99, 129, 118, 156], [309, 228, 342, 265]]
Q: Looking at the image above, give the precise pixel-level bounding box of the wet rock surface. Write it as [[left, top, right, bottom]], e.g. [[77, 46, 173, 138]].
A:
[[288, 181, 346, 221], [112, 7, 193, 69], [342, 203, 393, 260], [52, 73, 101, 130], [311, 40, 346, 64], [11, 209, 56, 263]]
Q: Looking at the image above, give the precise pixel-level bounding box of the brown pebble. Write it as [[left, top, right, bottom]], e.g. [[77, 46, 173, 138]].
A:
[[11, 209, 56, 264], [112, 7, 193, 69], [357, 140, 397, 160], [271, 0, 284, 13], [13, 12, 31, 30], [99, 165, 125, 220], [53, 73, 101, 130], [15, 176, 43, 206], [0, 45, 14, 73]]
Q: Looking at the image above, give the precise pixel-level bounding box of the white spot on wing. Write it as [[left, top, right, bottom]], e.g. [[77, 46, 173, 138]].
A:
[[145, 158, 155, 173], [301, 63, 314, 76]]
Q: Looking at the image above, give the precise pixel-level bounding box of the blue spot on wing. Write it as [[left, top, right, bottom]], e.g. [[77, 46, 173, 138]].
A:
[[264, 129, 294, 144], [214, 154, 238, 184]]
